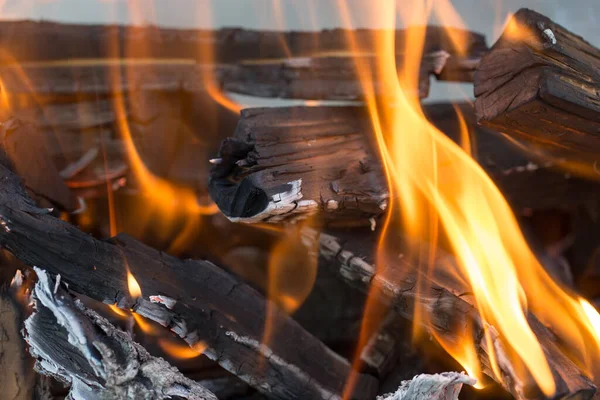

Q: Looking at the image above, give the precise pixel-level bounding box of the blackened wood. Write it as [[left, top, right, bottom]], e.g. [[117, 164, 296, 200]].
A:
[[317, 228, 597, 400], [25, 268, 217, 400], [221, 51, 451, 100], [0, 20, 486, 64], [0, 160, 377, 399], [209, 103, 600, 226], [474, 8, 600, 159], [0, 118, 76, 211], [209, 106, 388, 225]]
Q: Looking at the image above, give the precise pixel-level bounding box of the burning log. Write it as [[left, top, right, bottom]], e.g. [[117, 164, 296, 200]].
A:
[[25, 268, 217, 400], [317, 228, 597, 400], [209, 103, 600, 226], [209, 106, 387, 225], [0, 158, 377, 399], [474, 8, 600, 160], [0, 20, 486, 64]]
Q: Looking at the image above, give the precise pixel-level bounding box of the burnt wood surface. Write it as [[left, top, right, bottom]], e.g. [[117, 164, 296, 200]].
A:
[[25, 269, 218, 400], [209, 103, 600, 226], [0, 21, 486, 64], [316, 227, 597, 400], [0, 159, 377, 399], [474, 8, 600, 160]]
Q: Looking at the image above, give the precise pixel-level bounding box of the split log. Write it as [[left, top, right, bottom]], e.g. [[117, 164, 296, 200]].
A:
[[0, 20, 486, 64], [474, 8, 600, 160], [221, 51, 461, 100], [24, 268, 217, 400], [317, 228, 597, 400], [209, 103, 600, 226], [0, 158, 377, 399]]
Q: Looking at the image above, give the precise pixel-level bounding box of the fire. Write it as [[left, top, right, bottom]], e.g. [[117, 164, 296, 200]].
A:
[[336, 1, 600, 397], [158, 339, 207, 359], [262, 219, 318, 351], [108, 303, 129, 318], [127, 268, 142, 299]]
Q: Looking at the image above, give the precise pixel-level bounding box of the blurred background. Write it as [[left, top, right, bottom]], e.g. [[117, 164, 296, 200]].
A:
[[1, 0, 598, 101]]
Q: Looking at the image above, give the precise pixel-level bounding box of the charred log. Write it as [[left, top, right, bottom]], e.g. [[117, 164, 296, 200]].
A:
[[209, 103, 600, 226], [24, 268, 217, 400], [0, 158, 377, 399], [474, 8, 600, 160], [317, 227, 597, 400]]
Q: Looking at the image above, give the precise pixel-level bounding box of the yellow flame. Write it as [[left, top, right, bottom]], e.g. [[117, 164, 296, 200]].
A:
[[127, 269, 142, 299], [158, 339, 207, 359], [108, 303, 129, 318], [336, 2, 600, 397], [132, 312, 155, 335]]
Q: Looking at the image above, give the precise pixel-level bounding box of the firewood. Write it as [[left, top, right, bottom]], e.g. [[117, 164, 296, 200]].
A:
[[316, 227, 597, 400], [209, 103, 600, 226], [378, 372, 475, 400], [0, 20, 486, 64], [474, 8, 600, 160], [0, 159, 377, 399], [24, 268, 218, 400]]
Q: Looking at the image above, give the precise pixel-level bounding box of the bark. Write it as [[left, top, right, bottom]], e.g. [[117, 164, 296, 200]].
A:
[[474, 8, 600, 161]]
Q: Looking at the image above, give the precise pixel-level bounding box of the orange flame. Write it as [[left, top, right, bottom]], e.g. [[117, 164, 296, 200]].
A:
[[262, 219, 318, 354], [158, 339, 207, 359], [336, 1, 600, 398], [108, 303, 129, 318]]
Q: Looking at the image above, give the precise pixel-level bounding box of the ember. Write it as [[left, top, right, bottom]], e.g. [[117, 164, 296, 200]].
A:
[[1, 2, 600, 400]]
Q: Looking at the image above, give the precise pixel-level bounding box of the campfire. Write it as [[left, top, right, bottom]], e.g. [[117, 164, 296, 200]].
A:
[[1, 2, 600, 400]]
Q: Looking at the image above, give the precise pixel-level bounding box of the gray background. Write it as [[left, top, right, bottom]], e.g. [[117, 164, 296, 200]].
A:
[[4, 0, 598, 102]]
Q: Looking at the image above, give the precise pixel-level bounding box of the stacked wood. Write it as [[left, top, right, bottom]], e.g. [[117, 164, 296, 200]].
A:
[[0, 156, 377, 399], [474, 8, 600, 160], [209, 103, 600, 226], [0, 21, 486, 64], [316, 227, 597, 400]]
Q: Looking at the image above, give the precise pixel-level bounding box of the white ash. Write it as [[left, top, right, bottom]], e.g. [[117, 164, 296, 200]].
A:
[[149, 294, 177, 309], [378, 372, 476, 400], [24, 268, 217, 400], [227, 179, 318, 224]]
